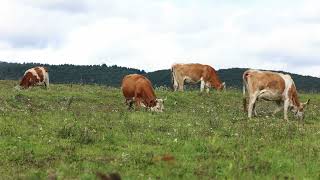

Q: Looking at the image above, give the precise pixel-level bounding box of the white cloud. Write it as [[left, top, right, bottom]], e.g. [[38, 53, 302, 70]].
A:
[[1, 0, 320, 77]]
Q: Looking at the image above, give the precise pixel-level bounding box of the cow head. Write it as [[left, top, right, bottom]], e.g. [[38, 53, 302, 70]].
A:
[[291, 99, 310, 120], [217, 82, 226, 91], [150, 98, 165, 112]]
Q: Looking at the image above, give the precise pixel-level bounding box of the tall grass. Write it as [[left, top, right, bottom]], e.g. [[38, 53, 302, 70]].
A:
[[0, 80, 319, 179]]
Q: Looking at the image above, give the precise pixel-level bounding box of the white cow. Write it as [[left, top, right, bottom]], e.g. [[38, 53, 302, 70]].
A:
[[243, 69, 310, 121]]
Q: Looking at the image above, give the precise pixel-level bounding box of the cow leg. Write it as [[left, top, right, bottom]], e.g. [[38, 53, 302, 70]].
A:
[[44, 75, 49, 89], [125, 99, 134, 110], [129, 100, 134, 110], [272, 101, 283, 116], [173, 83, 178, 91], [172, 77, 178, 91], [252, 102, 258, 117], [134, 97, 143, 111], [44, 82, 47, 87], [178, 79, 184, 91], [248, 94, 258, 118], [283, 99, 290, 121], [173, 78, 179, 91], [44, 82, 49, 89], [205, 82, 210, 93], [200, 80, 205, 92]]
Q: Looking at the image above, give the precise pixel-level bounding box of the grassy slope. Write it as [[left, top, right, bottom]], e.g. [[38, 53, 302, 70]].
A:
[[0, 80, 319, 179]]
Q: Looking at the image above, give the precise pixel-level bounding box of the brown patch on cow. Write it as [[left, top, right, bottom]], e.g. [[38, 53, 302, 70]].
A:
[[244, 71, 285, 94], [266, 81, 277, 89], [34, 67, 44, 82], [288, 84, 301, 108], [19, 72, 39, 89]]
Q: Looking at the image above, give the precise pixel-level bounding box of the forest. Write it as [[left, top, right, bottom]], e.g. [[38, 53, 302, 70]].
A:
[[1, 61, 320, 92]]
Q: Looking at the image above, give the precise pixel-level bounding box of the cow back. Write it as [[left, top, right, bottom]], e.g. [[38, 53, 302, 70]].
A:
[[121, 74, 157, 107], [244, 70, 286, 93]]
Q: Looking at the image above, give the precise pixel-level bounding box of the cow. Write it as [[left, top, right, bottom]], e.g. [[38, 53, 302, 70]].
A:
[[171, 63, 225, 92], [19, 66, 49, 89], [242, 69, 310, 121], [121, 74, 164, 112]]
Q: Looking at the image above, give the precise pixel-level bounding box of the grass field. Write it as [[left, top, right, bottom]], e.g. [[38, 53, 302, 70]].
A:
[[0, 80, 319, 179]]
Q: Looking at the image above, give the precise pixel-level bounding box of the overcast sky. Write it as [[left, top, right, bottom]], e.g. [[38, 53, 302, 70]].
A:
[[1, 0, 320, 76]]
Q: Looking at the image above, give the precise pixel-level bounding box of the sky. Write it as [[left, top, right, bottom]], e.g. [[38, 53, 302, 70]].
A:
[[1, 0, 320, 76]]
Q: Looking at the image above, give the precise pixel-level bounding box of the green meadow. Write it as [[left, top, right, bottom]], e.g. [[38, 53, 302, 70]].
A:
[[0, 80, 319, 179]]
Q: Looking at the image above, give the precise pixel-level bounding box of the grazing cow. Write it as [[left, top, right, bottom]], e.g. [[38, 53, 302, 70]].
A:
[[171, 63, 225, 92], [243, 69, 310, 121], [121, 74, 164, 112], [19, 66, 49, 89]]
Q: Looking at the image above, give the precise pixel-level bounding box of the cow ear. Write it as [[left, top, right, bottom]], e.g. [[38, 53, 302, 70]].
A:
[[222, 82, 226, 90]]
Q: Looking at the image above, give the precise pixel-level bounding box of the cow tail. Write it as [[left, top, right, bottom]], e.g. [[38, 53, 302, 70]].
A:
[[243, 72, 248, 112], [171, 65, 176, 91]]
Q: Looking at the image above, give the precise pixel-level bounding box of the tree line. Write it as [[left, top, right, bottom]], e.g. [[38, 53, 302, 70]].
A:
[[1, 61, 320, 92]]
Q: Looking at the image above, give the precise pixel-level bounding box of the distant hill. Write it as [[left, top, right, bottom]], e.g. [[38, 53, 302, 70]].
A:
[[0, 61, 145, 87], [1, 61, 320, 92]]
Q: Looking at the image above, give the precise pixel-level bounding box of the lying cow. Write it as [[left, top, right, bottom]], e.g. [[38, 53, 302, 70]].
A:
[[121, 74, 164, 112], [19, 66, 49, 89], [171, 63, 225, 92], [243, 69, 310, 121]]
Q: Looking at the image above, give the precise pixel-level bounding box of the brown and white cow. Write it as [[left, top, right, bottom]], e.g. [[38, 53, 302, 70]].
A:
[[121, 74, 164, 112], [171, 63, 225, 92], [243, 69, 310, 121], [19, 66, 49, 89]]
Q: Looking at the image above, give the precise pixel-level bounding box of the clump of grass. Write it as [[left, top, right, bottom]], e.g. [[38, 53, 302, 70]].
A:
[[58, 123, 96, 144]]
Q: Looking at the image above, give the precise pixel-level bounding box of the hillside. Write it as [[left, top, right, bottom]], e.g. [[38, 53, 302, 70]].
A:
[[0, 80, 319, 179], [1, 61, 320, 92], [0, 61, 145, 87]]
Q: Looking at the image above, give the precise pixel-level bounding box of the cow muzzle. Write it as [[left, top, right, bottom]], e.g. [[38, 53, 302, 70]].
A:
[[150, 99, 164, 112], [294, 111, 304, 121]]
